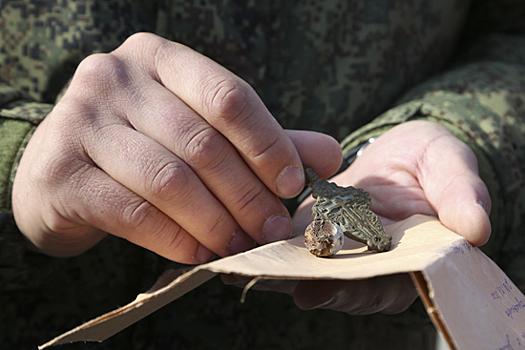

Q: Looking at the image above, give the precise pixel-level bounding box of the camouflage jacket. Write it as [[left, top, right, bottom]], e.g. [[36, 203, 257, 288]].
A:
[[1, 0, 525, 349]]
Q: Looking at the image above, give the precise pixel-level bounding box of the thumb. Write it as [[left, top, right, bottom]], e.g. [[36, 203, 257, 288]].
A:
[[285, 130, 343, 180], [420, 133, 491, 246]]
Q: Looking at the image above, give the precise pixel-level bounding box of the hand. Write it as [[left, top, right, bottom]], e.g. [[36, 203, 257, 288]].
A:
[[291, 120, 491, 314], [12, 33, 342, 264]]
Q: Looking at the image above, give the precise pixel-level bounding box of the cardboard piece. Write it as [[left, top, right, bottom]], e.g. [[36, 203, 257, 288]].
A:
[[39, 215, 525, 350]]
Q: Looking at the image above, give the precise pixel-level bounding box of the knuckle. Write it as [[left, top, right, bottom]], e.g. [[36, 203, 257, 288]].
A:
[[36, 140, 87, 190], [72, 53, 129, 96], [203, 77, 253, 122], [120, 197, 198, 263], [50, 100, 94, 136], [183, 127, 229, 170], [121, 198, 157, 230], [145, 160, 193, 203], [121, 32, 169, 69], [157, 225, 191, 254], [120, 32, 162, 49]]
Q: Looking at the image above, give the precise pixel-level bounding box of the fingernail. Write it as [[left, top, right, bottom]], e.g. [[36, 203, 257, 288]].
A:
[[229, 231, 256, 255], [196, 245, 214, 263], [276, 166, 304, 198], [262, 215, 292, 243]]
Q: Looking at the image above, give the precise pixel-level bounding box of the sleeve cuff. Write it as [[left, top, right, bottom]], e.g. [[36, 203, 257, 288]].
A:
[[340, 93, 504, 257]]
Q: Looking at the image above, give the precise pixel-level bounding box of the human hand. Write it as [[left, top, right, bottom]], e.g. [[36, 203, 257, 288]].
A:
[[12, 33, 342, 264], [290, 120, 491, 314]]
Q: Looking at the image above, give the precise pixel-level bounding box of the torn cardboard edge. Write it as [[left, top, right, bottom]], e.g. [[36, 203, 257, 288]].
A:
[[39, 215, 525, 350], [38, 268, 217, 349], [410, 271, 457, 350]]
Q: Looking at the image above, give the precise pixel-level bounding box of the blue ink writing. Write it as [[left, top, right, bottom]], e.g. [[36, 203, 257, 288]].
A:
[[492, 279, 514, 300], [505, 298, 525, 320], [452, 241, 472, 255], [494, 335, 515, 350]]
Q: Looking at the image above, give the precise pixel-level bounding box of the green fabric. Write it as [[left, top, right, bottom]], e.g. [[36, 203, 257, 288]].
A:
[[341, 58, 525, 270], [0, 119, 33, 210], [0, 79, 52, 211], [2, 0, 474, 140], [0, 0, 525, 348], [341, 96, 503, 256]]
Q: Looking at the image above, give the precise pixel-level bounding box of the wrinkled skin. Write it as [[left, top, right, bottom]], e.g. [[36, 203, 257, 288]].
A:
[[12, 33, 490, 315], [12, 33, 342, 264], [225, 121, 491, 315]]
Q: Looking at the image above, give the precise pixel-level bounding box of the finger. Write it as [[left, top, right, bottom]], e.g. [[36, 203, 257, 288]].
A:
[[293, 274, 417, 315], [346, 137, 437, 221], [45, 159, 214, 264], [116, 33, 305, 198], [114, 76, 293, 246], [349, 121, 491, 246], [285, 130, 343, 179], [286, 130, 342, 235], [83, 172, 215, 264], [74, 115, 255, 257], [17, 97, 215, 263], [418, 132, 492, 246], [68, 53, 261, 256]]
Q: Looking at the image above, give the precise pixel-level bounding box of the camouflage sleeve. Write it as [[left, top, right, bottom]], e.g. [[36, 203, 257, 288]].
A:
[[0, 79, 56, 290], [340, 2, 525, 287]]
